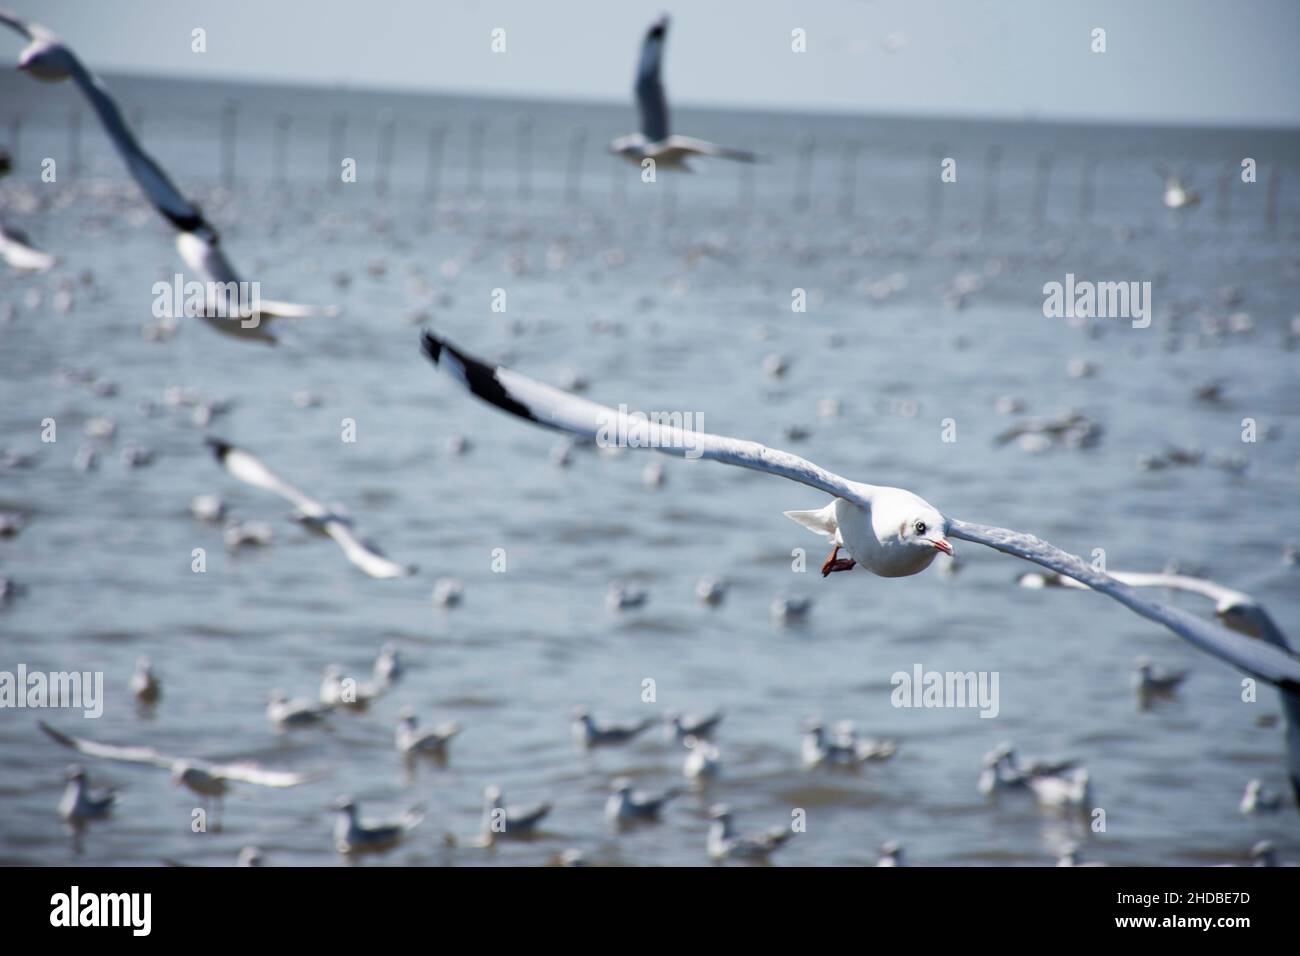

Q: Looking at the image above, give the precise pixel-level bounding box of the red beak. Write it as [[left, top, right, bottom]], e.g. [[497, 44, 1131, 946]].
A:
[[932, 538, 953, 556]]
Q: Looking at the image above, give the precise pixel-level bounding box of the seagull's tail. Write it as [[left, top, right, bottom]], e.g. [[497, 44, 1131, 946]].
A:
[[783, 504, 838, 537]]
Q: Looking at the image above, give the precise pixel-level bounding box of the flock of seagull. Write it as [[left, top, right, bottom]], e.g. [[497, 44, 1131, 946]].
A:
[[2, 7, 1297, 866]]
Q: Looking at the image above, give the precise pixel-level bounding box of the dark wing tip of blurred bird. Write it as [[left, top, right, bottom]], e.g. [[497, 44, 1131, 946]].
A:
[[204, 437, 234, 462], [419, 329, 444, 365]]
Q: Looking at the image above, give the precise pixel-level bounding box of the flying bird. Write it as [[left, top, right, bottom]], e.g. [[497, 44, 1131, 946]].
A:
[[417, 330, 1300, 697], [206, 438, 415, 580], [608, 16, 760, 170], [39, 721, 318, 824], [0, 7, 334, 341]]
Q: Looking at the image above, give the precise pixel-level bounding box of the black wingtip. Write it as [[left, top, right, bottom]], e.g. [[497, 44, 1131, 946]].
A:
[[420, 330, 444, 366], [648, 14, 669, 38], [204, 437, 234, 462]]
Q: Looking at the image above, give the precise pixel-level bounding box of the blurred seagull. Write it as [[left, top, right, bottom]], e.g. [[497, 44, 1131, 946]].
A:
[[395, 707, 461, 760], [605, 777, 682, 826], [1240, 778, 1283, 815], [1026, 767, 1092, 810], [978, 742, 1079, 795], [129, 656, 161, 707], [606, 582, 649, 612], [0, 146, 55, 271], [682, 735, 721, 786], [266, 689, 330, 730], [572, 707, 655, 748], [373, 643, 403, 687], [706, 805, 792, 863], [206, 438, 415, 579], [320, 664, 382, 713], [481, 784, 552, 843], [1132, 655, 1190, 698], [694, 576, 727, 606], [608, 16, 760, 170], [877, 840, 904, 867], [417, 330, 1300, 696], [801, 719, 897, 769], [40, 721, 317, 824], [58, 765, 116, 829], [665, 709, 724, 744], [0, 7, 335, 342], [333, 797, 423, 855], [1158, 166, 1200, 210]]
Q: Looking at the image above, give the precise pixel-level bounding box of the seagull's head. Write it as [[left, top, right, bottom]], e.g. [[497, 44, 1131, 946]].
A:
[[874, 490, 952, 573], [66, 764, 86, 783], [17, 38, 75, 82], [610, 777, 633, 795], [707, 804, 732, 822], [332, 796, 357, 815]]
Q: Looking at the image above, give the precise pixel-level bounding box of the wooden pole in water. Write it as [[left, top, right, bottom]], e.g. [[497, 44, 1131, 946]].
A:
[[424, 124, 446, 203], [928, 144, 945, 227], [736, 158, 754, 213], [982, 145, 1002, 231], [273, 113, 290, 189], [793, 133, 814, 212], [376, 109, 396, 196], [838, 140, 859, 217], [220, 100, 237, 188], [565, 126, 586, 205], [1078, 156, 1096, 222], [68, 109, 82, 179], [516, 114, 533, 202], [1031, 152, 1052, 227], [466, 119, 484, 198], [1265, 163, 1279, 234], [7, 115, 19, 168], [327, 111, 346, 191], [1215, 160, 1231, 225]]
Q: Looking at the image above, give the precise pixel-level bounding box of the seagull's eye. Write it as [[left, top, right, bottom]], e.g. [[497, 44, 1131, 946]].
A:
[[914, 521, 927, 535]]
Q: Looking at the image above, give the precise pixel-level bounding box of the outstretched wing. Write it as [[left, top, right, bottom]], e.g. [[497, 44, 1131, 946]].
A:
[[59, 57, 209, 232], [319, 518, 415, 580], [948, 520, 1300, 692], [635, 16, 670, 142], [210, 762, 318, 788], [419, 331, 874, 508], [39, 721, 177, 770], [206, 438, 329, 519], [663, 135, 760, 163], [0, 7, 55, 41]]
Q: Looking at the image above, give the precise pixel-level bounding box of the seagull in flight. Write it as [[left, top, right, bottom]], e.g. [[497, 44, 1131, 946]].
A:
[[418, 329, 1300, 699], [40, 721, 318, 825], [206, 438, 415, 580], [608, 16, 760, 171], [0, 146, 56, 272], [0, 7, 334, 342]]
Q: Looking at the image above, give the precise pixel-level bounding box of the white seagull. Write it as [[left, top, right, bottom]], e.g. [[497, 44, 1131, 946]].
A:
[[418, 330, 1300, 699], [608, 16, 760, 171], [206, 438, 415, 580], [706, 805, 792, 863], [605, 777, 683, 826], [40, 721, 318, 822], [480, 784, 552, 843], [333, 797, 423, 856], [0, 146, 56, 272], [129, 655, 161, 706], [266, 689, 331, 730], [395, 707, 461, 760], [58, 765, 116, 829], [572, 707, 655, 748], [0, 7, 334, 342]]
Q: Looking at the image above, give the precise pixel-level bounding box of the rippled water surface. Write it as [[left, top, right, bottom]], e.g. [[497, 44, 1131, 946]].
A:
[[1, 76, 1298, 866]]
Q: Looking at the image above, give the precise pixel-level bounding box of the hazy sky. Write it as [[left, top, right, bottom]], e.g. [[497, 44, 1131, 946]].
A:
[[5, 0, 1298, 125]]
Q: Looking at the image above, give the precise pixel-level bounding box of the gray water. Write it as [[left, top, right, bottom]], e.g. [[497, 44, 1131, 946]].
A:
[[1, 75, 1299, 867]]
